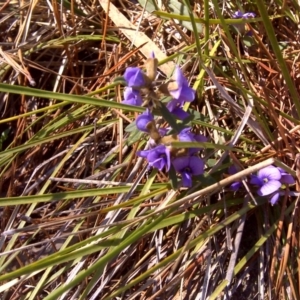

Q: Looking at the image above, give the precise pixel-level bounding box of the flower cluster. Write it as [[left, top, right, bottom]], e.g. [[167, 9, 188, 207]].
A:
[[122, 53, 206, 187], [121, 54, 296, 200], [122, 55, 195, 119], [229, 165, 295, 205]]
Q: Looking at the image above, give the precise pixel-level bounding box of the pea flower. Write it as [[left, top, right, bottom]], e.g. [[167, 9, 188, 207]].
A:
[[228, 165, 242, 191], [178, 128, 207, 154], [136, 109, 154, 132], [172, 156, 204, 187], [167, 99, 190, 120], [233, 11, 256, 19], [189, 133, 207, 155], [137, 145, 171, 171], [178, 128, 196, 142], [232, 10, 256, 36], [250, 165, 282, 205], [168, 66, 195, 102], [124, 67, 145, 88], [122, 87, 143, 106]]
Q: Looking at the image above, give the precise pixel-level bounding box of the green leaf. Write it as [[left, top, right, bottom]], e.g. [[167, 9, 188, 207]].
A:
[[166, 0, 203, 32], [159, 102, 181, 133], [126, 127, 144, 145], [140, 0, 203, 32], [168, 164, 178, 189], [241, 35, 256, 47], [125, 121, 137, 133], [0, 83, 145, 113], [137, 0, 158, 12], [113, 76, 127, 86]]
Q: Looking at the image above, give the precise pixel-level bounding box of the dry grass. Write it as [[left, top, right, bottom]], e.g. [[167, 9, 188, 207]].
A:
[[0, 0, 300, 299]]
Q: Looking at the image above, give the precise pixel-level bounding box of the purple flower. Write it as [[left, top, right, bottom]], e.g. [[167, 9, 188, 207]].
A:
[[250, 166, 282, 205], [228, 165, 242, 191], [169, 66, 196, 103], [122, 87, 143, 106], [278, 167, 295, 185], [190, 135, 207, 155], [233, 11, 256, 19], [178, 128, 195, 142], [124, 67, 145, 88], [136, 109, 154, 132], [172, 156, 204, 187], [178, 128, 207, 154], [167, 99, 190, 120], [137, 145, 171, 171]]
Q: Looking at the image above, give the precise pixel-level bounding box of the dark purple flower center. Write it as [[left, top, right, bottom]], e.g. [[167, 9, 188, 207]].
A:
[[183, 167, 191, 173]]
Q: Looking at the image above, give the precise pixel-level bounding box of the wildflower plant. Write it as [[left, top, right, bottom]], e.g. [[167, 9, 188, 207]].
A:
[[122, 53, 205, 187], [122, 54, 297, 197]]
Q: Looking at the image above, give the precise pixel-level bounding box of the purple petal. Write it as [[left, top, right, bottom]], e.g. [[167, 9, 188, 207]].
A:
[[138, 145, 171, 171], [189, 134, 207, 154], [189, 156, 204, 175], [181, 171, 192, 187], [124, 67, 145, 87], [242, 12, 256, 19], [277, 167, 285, 173], [166, 99, 180, 111], [280, 174, 295, 185], [257, 166, 281, 181], [257, 180, 281, 196], [194, 134, 207, 143], [172, 156, 189, 172], [180, 85, 196, 102], [172, 107, 190, 119], [147, 145, 171, 171], [156, 145, 171, 169], [230, 182, 242, 191], [178, 128, 195, 142], [174, 66, 185, 87], [136, 149, 150, 158], [151, 158, 165, 171], [146, 150, 157, 162], [122, 88, 143, 106], [168, 68, 183, 99], [169, 89, 181, 100], [233, 11, 256, 19], [228, 165, 241, 191], [233, 11, 244, 18], [169, 66, 195, 102], [164, 148, 171, 171], [170, 107, 189, 120], [270, 192, 280, 205], [136, 109, 154, 132], [166, 99, 189, 120], [250, 175, 264, 186], [228, 165, 238, 175], [277, 168, 295, 185]]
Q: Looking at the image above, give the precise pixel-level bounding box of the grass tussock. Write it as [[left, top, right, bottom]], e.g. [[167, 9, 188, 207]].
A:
[[0, 0, 300, 299]]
